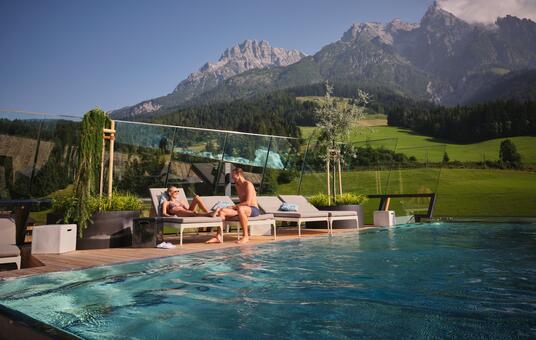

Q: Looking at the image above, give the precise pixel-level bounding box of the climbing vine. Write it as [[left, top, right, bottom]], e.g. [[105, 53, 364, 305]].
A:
[[74, 108, 110, 235]]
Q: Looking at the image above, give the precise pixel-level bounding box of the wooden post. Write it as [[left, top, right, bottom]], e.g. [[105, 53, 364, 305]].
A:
[[107, 120, 115, 198], [99, 132, 106, 197], [384, 197, 391, 211], [326, 155, 330, 205], [337, 156, 342, 195]]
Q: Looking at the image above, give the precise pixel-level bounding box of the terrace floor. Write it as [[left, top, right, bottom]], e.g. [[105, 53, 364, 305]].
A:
[[0, 227, 371, 280]]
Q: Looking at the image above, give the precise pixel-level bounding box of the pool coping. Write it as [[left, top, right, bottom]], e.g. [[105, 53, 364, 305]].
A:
[[0, 227, 372, 281]]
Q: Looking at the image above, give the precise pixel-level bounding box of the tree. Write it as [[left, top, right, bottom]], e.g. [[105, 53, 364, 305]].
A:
[[442, 151, 450, 163], [499, 139, 522, 168], [314, 81, 369, 200]]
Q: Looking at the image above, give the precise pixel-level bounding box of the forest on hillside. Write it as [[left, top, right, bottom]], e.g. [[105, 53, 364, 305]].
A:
[[387, 100, 536, 143], [146, 82, 536, 145]]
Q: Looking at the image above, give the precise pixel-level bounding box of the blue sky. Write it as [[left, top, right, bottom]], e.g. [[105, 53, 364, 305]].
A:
[[0, 0, 434, 115]]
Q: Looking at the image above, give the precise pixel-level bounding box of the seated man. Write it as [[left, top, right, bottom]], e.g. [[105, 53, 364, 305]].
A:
[[207, 167, 260, 244], [162, 186, 214, 217]]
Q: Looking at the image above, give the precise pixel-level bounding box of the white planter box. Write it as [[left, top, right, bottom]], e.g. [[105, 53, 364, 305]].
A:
[[32, 224, 77, 254], [373, 211, 396, 227]]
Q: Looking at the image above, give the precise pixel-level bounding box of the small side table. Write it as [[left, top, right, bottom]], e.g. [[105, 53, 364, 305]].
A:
[[32, 224, 77, 254], [373, 211, 396, 227]]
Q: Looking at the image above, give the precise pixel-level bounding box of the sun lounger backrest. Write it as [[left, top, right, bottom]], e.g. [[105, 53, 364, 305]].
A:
[[199, 196, 234, 211], [149, 188, 189, 216], [278, 195, 319, 213], [257, 196, 284, 213], [0, 217, 16, 245]]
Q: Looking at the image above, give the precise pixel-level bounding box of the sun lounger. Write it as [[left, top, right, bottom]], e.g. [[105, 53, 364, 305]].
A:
[[0, 216, 21, 269], [257, 196, 330, 236], [200, 196, 276, 240], [149, 188, 224, 246], [278, 195, 359, 233]]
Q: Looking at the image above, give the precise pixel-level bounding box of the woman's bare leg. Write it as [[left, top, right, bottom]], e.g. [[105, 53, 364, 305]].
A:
[[189, 195, 210, 213], [171, 208, 198, 217], [189, 195, 214, 216]]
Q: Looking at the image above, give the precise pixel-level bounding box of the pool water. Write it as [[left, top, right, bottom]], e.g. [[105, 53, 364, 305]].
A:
[[1, 222, 536, 339]]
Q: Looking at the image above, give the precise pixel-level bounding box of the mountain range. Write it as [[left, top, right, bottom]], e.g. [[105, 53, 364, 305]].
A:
[[111, 2, 536, 120]]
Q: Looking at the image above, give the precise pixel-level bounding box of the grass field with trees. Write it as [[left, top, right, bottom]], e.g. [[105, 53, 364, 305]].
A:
[[279, 168, 536, 221], [301, 126, 536, 164], [297, 123, 536, 221]]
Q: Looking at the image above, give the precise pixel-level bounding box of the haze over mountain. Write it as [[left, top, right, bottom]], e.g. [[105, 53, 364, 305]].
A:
[[112, 1, 536, 119]]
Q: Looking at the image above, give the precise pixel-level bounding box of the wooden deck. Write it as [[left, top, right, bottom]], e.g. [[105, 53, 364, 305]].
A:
[[0, 228, 367, 280]]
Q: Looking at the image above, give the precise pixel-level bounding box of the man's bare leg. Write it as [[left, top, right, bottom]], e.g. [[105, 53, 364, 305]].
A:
[[206, 207, 237, 243], [236, 206, 252, 243]]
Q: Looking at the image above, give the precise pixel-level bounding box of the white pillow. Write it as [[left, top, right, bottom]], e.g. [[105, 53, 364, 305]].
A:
[[279, 202, 298, 211], [158, 192, 170, 213]]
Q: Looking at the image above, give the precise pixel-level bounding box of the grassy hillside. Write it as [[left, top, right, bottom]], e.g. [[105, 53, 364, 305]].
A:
[[301, 126, 536, 164], [279, 169, 536, 220], [296, 124, 535, 220]]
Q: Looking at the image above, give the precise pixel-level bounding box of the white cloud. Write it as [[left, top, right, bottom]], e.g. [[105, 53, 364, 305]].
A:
[[438, 0, 536, 23]]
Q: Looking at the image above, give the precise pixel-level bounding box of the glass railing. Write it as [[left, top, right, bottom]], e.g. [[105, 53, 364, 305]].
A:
[[0, 111, 81, 199], [4, 110, 530, 221], [112, 120, 300, 197]]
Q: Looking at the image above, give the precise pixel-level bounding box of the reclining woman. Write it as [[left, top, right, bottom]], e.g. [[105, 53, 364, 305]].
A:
[[162, 186, 214, 217]]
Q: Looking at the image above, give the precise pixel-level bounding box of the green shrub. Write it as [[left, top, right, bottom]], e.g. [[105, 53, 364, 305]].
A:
[[308, 192, 368, 207], [335, 192, 368, 205], [307, 193, 332, 206]]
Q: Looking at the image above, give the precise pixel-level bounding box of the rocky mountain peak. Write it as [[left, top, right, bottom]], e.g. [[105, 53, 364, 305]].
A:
[[341, 22, 394, 44], [341, 19, 419, 45], [110, 40, 305, 119], [421, 1, 468, 28], [387, 18, 419, 32], [181, 39, 305, 90]]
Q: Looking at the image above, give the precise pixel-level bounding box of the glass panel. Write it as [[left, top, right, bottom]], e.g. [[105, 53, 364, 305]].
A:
[[341, 138, 399, 195], [113, 121, 174, 196], [0, 111, 81, 199], [292, 131, 329, 196], [0, 111, 44, 198], [222, 133, 272, 195], [265, 137, 302, 195], [386, 145, 445, 221], [170, 128, 226, 196], [27, 113, 81, 197]]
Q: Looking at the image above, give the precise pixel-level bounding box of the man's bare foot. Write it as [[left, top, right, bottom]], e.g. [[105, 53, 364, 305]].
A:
[[236, 237, 250, 244], [206, 235, 222, 244]]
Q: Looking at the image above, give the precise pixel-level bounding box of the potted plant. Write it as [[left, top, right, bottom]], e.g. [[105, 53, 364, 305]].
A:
[[51, 191, 142, 249], [308, 192, 367, 229], [49, 108, 142, 249]]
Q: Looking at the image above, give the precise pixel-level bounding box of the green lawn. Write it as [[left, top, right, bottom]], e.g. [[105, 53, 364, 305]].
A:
[[301, 126, 536, 164], [278, 168, 536, 220]]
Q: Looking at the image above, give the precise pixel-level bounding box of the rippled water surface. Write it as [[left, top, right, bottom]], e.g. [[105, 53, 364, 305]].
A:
[[1, 222, 536, 339]]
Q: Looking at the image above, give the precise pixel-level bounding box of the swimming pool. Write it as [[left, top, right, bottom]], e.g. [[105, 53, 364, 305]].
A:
[[1, 222, 536, 339]]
